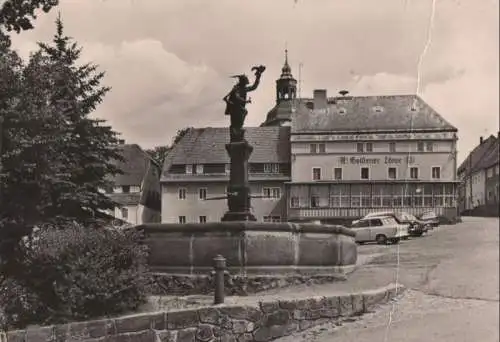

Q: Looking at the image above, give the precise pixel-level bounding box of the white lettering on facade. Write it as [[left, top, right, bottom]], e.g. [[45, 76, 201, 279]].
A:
[[291, 132, 454, 142], [339, 156, 415, 165]]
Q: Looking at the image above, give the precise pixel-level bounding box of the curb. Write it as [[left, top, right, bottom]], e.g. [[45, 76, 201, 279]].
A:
[[2, 283, 405, 342]]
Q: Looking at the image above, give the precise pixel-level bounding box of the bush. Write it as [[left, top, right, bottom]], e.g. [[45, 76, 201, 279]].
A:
[[0, 223, 150, 329]]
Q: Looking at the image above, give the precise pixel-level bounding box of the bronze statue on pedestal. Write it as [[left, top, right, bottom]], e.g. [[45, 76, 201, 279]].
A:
[[223, 65, 265, 142]]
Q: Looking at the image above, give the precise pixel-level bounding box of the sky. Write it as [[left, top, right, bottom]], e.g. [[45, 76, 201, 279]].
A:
[[9, 0, 499, 163]]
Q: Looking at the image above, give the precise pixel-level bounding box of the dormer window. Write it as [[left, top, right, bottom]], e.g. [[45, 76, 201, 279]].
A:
[[373, 106, 384, 113], [338, 108, 347, 115], [264, 163, 280, 173]]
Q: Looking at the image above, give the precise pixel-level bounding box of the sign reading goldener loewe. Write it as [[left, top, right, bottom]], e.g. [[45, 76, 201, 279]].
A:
[[339, 156, 416, 165]]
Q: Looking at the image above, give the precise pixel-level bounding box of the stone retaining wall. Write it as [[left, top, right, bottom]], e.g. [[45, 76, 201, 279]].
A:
[[3, 284, 404, 342], [150, 273, 349, 296]]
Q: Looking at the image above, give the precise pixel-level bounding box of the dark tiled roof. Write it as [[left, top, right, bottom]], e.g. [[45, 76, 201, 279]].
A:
[[111, 144, 159, 186], [108, 193, 141, 206], [458, 135, 498, 174], [479, 139, 499, 170], [292, 95, 457, 133], [261, 100, 295, 126], [162, 126, 291, 174]]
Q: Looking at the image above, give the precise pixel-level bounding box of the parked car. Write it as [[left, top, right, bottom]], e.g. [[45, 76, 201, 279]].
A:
[[399, 212, 429, 237], [352, 211, 410, 239], [417, 211, 440, 228], [350, 216, 409, 245]]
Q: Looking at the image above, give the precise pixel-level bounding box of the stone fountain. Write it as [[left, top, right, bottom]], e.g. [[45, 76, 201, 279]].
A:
[[136, 65, 357, 295]]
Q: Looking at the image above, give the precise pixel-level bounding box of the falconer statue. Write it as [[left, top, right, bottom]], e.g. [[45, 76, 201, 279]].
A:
[[223, 65, 266, 141]]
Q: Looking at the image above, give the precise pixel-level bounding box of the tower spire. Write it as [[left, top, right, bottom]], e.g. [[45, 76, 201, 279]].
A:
[[281, 49, 292, 77]]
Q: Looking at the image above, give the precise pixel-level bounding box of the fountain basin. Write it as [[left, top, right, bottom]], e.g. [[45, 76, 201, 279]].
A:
[[136, 222, 357, 277]]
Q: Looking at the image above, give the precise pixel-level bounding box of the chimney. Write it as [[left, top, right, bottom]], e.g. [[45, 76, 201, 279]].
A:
[[313, 89, 327, 110], [480, 136, 484, 144]]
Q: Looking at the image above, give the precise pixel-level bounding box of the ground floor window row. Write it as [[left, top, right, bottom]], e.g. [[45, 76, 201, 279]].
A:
[[289, 183, 456, 209], [311, 165, 441, 181], [176, 215, 282, 224], [177, 186, 282, 200]]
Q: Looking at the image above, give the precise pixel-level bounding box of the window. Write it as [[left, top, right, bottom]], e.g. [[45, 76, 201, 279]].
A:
[[225, 164, 230, 174], [432, 167, 441, 179], [318, 143, 326, 153], [357, 143, 364, 152], [198, 188, 207, 200], [426, 142, 434, 152], [312, 167, 322, 180], [388, 167, 397, 180], [311, 195, 320, 208], [351, 184, 371, 207], [130, 185, 141, 193], [178, 188, 187, 200], [178, 216, 186, 224], [487, 168, 493, 178], [309, 144, 317, 154], [185, 165, 193, 174], [389, 142, 396, 152], [121, 207, 128, 219], [122, 185, 130, 193], [334, 167, 343, 180], [352, 220, 369, 228], [199, 216, 207, 223], [361, 167, 370, 180], [263, 216, 281, 223], [417, 142, 424, 152], [369, 219, 383, 227], [365, 142, 373, 152], [264, 163, 279, 173], [410, 167, 419, 179], [196, 164, 204, 174], [310, 143, 326, 154], [290, 197, 300, 208], [263, 187, 281, 199], [330, 184, 350, 207]]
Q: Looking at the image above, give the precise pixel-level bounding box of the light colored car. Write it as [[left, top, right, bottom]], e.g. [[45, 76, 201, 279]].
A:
[[350, 216, 408, 245], [351, 211, 399, 226]]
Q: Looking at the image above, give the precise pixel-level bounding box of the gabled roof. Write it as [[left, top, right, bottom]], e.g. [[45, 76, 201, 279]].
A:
[[458, 135, 498, 175], [162, 126, 291, 175], [111, 144, 160, 186], [292, 95, 457, 133], [479, 139, 499, 170]]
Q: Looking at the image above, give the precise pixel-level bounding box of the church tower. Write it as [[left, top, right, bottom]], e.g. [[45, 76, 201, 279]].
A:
[[261, 50, 298, 127]]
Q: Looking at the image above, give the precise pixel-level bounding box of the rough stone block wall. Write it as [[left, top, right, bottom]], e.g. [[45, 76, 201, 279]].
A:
[[3, 284, 404, 342]]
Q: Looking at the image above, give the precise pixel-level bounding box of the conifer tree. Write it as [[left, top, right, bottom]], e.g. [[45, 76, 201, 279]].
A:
[[35, 15, 123, 225]]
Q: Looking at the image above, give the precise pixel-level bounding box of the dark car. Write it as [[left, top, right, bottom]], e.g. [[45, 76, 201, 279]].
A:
[[417, 211, 440, 229], [399, 212, 429, 237]]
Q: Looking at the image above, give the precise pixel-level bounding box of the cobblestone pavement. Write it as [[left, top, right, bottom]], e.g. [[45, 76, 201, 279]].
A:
[[275, 217, 500, 342]]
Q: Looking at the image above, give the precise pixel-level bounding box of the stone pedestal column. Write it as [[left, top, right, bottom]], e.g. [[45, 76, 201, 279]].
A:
[[221, 136, 257, 222]]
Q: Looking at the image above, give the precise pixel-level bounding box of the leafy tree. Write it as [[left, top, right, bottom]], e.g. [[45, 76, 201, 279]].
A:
[[0, 0, 58, 33], [145, 127, 192, 166], [0, 0, 59, 47], [146, 145, 170, 167], [173, 127, 192, 144]]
